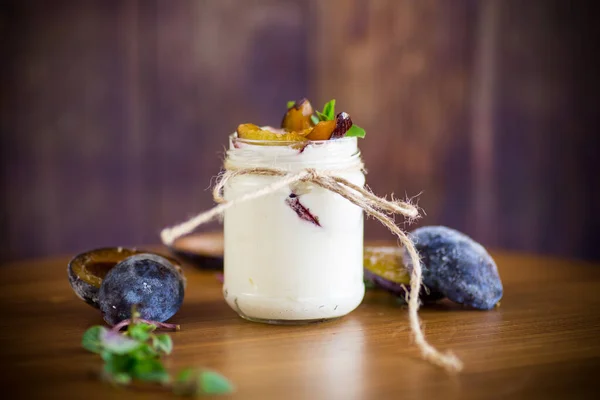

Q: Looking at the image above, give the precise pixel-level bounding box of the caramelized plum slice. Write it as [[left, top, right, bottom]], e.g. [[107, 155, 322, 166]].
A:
[[237, 123, 308, 142], [281, 98, 315, 132], [306, 119, 336, 141], [330, 112, 353, 139]]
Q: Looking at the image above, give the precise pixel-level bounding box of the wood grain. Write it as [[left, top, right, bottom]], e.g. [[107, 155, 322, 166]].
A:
[[1, 247, 599, 399]]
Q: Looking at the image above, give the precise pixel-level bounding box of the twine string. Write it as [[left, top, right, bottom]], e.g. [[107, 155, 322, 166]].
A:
[[160, 166, 463, 373]]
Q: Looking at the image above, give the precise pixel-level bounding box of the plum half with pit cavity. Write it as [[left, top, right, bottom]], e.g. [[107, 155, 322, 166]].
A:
[[67, 248, 182, 309], [363, 246, 444, 303], [98, 253, 185, 325], [67, 247, 144, 308]]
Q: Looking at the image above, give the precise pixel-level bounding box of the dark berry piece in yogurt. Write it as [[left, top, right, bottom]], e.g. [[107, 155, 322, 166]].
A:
[[285, 193, 321, 227]]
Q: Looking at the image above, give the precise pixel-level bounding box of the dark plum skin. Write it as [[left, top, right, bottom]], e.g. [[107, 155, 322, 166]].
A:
[[99, 254, 185, 325], [402, 226, 503, 310]]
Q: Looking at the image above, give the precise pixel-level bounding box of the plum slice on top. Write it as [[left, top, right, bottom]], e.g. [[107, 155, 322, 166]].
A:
[[235, 98, 355, 142]]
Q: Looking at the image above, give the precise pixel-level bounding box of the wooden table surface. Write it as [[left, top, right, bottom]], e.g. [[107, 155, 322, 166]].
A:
[[1, 247, 600, 399]]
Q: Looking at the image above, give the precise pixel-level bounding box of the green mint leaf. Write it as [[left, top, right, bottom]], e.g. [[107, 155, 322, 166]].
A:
[[199, 370, 235, 395], [103, 353, 135, 376], [100, 330, 144, 355], [127, 323, 156, 342], [132, 359, 170, 383], [101, 350, 114, 362], [130, 343, 158, 359], [286, 100, 296, 109], [322, 99, 336, 120], [173, 368, 234, 396], [311, 115, 320, 125], [82, 326, 107, 354], [345, 124, 366, 138], [315, 110, 329, 122], [152, 334, 173, 355]]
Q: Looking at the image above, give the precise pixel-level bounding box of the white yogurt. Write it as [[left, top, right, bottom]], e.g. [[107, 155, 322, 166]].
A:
[[222, 135, 365, 323]]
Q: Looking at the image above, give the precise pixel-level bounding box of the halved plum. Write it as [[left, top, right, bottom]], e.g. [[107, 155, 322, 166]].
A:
[[67, 247, 181, 309], [364, 246, 444, 303]]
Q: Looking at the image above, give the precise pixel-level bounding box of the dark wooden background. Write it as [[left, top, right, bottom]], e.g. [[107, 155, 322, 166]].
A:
[[1, 0, 598, 262]]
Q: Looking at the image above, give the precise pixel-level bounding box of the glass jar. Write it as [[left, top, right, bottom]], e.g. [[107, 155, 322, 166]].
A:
[[222, 134, 366, 324]]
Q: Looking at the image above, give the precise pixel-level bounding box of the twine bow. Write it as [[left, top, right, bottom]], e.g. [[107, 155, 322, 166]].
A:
[[160, 166, 463, 373]]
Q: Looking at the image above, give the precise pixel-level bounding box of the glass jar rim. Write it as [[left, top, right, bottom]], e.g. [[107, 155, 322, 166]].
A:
[[226, 133, 362, 171]]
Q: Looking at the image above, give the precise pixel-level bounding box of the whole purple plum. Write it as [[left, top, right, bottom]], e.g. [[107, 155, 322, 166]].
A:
[[403, 226, 503, 310]]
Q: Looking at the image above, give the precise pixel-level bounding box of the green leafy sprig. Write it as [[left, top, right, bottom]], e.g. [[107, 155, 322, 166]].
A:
[[289, 98, 366, 138], [82, 308, 234, 396]]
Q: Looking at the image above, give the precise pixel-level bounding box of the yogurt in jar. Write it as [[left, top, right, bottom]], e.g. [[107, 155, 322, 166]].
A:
[[222, 135, 365, 323]]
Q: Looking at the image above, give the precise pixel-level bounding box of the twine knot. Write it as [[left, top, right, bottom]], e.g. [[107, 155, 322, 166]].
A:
[[302, 168, 320, 182], [160, 166, 463, 373]]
